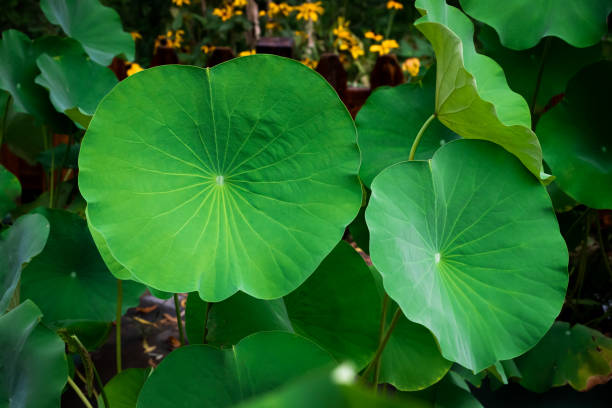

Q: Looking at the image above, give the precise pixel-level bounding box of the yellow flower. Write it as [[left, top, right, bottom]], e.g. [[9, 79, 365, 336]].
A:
[[172, 0, 191, 6], [365, 31, 383, 42], [350, 44, 364, 59], [201, 45, 216, 54], [332, 17, 352, 41], [369, 39, 399, 55], [130, 32, 142, 41], [126, 62, 144, 76], [259, 10, 266, 16], [301, 57, 318, 69], [238, 49, 256, 57], [402, 57, 421, 77], [213, 5, 235, 21], [295, 2, 324, 22], [266, 21, 282, 31], [174, 29, 185, 47], [268, 2, 293, 18], [233, 0, 247, 7], [386, 1, 403, 10], [155, 34, 174, 49]]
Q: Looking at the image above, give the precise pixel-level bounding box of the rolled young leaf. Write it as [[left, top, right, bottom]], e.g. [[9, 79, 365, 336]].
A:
[[414, 0, 548, 182], [79, 55, 362, 301], [366, 139, 568, 372]]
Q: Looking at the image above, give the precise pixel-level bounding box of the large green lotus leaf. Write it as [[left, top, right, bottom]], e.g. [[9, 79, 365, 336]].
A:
[[378, 304, 452, 391], [40, 0, 135, 66], [536, 61, 612, 209], [136, 331, 335, 408], [79, 56, 362, 300], [0, 30, 67, 128], [355, 68, 458, 187], [0, 213, 49, 312], [460, 0, 612, 50], [414, 0, 547, 182], [99, 368, 150, 408], [0, 164, 21, 218], [86, 207, 133, 280], [284, 241, 380, 368], [2, 105, 46, 165], [477, 24, 603, 111], [366, 139, 568, 372], [35, 50, 117, 120], [236, 365, 428, 408], [0, 300, 68, 408], [20, 208, 144, 325], [514, 322, 612, 392]]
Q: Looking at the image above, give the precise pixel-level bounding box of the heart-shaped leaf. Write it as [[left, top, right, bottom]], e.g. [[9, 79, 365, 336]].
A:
[[514, 322, 612, 392], [536, 61, 612, 209], [356, 68, 458, 187], [0, 30, 68, 128], [460, 0, 612, 50], [35, 45, 117, 125], [366, 139, 568, 371], [0, 164, 21, 218], [99, 368, 150, 408], [136, 331, 334, 408], [414, 0, 547, 182], [477, 24, 603, 111], [187, 241, 380, 369], [20, 208, 144, 325], [40, 0, 135, 66], [0, 300, 68, 407], [79, 56, 362, 300], [378, 304, 452, 391], [0, 213, 49, 312]]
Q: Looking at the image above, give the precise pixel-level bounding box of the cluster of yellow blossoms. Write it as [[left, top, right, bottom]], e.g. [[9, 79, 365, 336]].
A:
[[401, 57, 420, 77], [171, 0, 190, 6], [332, 18, 364, 59], [213, 0, 247, 22], [154, 30, 185, 50]]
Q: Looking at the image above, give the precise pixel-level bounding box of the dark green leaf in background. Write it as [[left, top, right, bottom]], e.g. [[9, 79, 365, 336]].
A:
[[356, 68, 458, 187], [40, 0, 135, 66], [0, 213, 49, 312], [0, 300, 67, 408], [20, 208, 144, 325], [460, 0, 612, 50], [537, 61, 612, 209]]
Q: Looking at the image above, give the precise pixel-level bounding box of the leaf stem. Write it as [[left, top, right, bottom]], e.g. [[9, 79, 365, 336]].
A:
[[409, 113, 436, 161], [174, 293, 185, 346], [203, 302, 212, 344], [67, 376, 93, 408], [116, 279, 123, 374], [362, 307, 402, 381], [372, 294, 389, 388], [49, 135, 55, 208], [595, 212, 612, 282], [530, 37, 551, 125]]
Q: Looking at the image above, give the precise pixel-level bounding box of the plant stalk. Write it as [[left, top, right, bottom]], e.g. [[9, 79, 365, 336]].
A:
[[67, 376, 93, 408], [203, 302, 213, 344], [174, 293, 185, 346], [373, 294, 389, 388], [595, 212, 612, 281], [530, 37, 551, 125], [362, 307, 402, 381], [116, 279, 123, 374], [409, 113, 436, 161]]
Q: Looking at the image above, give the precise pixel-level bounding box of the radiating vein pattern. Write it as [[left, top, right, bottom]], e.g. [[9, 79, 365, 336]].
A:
[[79, 56, 362, 301], [366, 139, 568, 371]]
